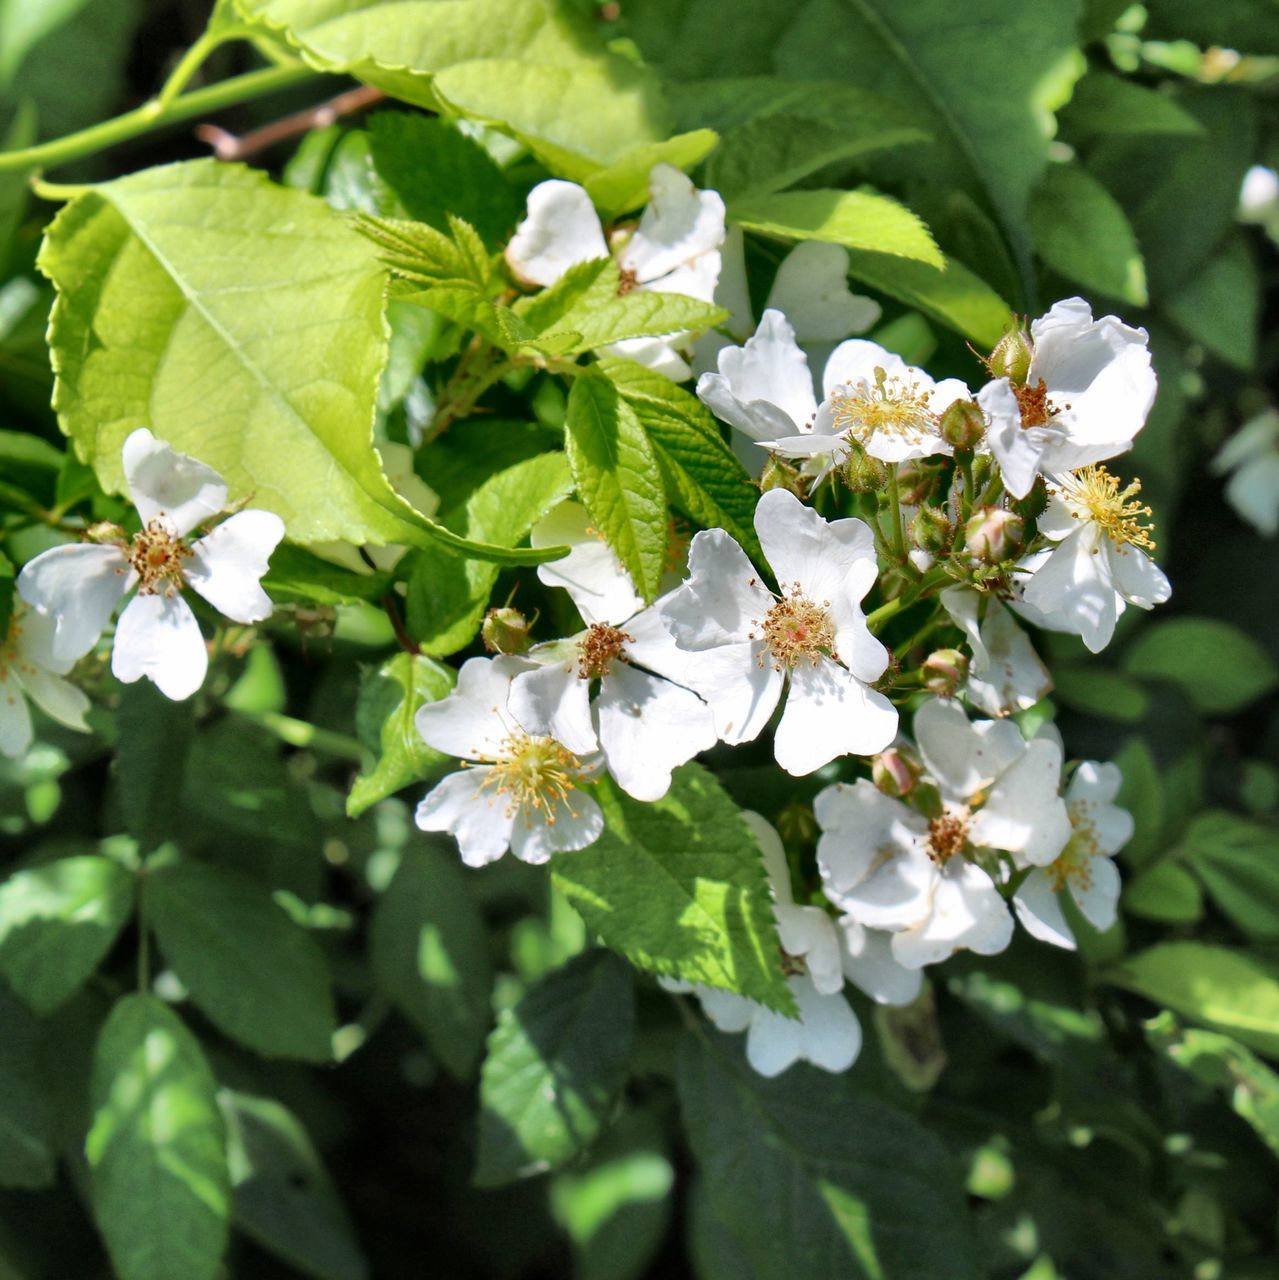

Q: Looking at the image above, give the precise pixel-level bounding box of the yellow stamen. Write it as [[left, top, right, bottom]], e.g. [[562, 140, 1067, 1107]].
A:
[[830, 366, 936, 443], [753, 585, 836, 670], [476, 732, 582, 822], [578, 623, 631, 679], [1062, 465, 1156, 551], [126, 518, 192, 594]]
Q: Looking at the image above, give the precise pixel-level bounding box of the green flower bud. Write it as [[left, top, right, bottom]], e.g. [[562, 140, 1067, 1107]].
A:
[[922, 647, 968, 697], [482, 606, 533, 655], [839, 442, 889, 493], [873, 746, 924, 798], [939, 399, 986, 451], [910, 504, 951, 555], [987, 326, 1034, 385], [964, 506, 1025, 563], [759, 454, 808, 498]]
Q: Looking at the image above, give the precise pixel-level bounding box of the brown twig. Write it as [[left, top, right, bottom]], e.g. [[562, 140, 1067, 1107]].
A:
[[381, 593, 421, 657], [195, 84, 385, 162]]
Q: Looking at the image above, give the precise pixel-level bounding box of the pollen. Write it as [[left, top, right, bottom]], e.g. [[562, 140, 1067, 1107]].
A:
[[927, 813, 969, 864], [477, 732, 583, 822], [1047, 824, 1098, 892], [1012, 378, 1067, 429], [1063, 465, 1156, 551], [127, 517, 192, 594], [578, 623, 631, 679], [754, 588, 836, 670], [830, 366, 936, 443]]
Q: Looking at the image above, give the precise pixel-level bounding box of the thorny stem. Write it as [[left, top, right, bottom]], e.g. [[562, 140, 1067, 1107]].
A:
[[886, 464, 910, 567], [866, 564, 953, 633], [426, 338, 514, 441], [957, 453, 976, 522]]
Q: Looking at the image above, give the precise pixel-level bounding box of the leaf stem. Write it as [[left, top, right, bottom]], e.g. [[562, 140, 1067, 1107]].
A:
[[155, 25, 261, 110], [0, 62, 320, 175], [237, 710, 365, 762], [886, 464, 910, 566]]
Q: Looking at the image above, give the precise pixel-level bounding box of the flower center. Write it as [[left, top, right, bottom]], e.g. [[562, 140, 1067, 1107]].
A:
[[1012, 378, 1066, 429], [127, 518, 192, 594], [578, 623, 631, 679], [478, 732, 583, 820], [1063, 465, 1155, 551], [927, 813, 969, 864], [1047, 821, 1098, 892], [756, 590, 836, 670], [830, 366, 935, 442]]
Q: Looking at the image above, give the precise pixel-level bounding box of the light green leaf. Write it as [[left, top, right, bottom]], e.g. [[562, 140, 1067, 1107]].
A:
[[221, 1089, 367, 1280], [87, 995, 230, 1280], [564, 374, 668, 604], [348, 654, 455, 818], [370, 848, 493, 1077], [148, 859, 337, 1062], [1123, 617, 1278, 715], [262, 545, 395, 607], [0, 990, 56, 1188], [730, 188, 942, 268], [582, 131, 720, 218], [678, 1028, 983, 1280], [1059, 71, 1208, 139], [0, 856, 134, 1015], [1163, 235, 1259, 370], [598, 356, 761, 560], [1122, 861, 1202, 924], [1109, 943, 1279, 1059], [1030, 162, 1148, 305], [405, 451, 574, 655], [552, 766, 794, 1015], [474, 949, 635, 1186], [1182, 810, 1279, 941]]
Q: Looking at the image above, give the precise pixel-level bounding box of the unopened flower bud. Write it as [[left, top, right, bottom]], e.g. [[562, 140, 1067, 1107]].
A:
[[964, 506, 1024, 563], [775, 801, 819, 847], [482, 606, 532, 655], [839, 443, 888, 493], [939, 399, 986, 451], [759, 454, 807, 498], [987, 327, 1034, 385], [873, 746, 924, 798], [910, 505, 951, 555], [922, 648, 968, 697]]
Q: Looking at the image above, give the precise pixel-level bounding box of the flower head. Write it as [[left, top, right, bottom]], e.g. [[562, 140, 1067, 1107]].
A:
[[17, 429, 284, 701], [0, 605, 91, 758]]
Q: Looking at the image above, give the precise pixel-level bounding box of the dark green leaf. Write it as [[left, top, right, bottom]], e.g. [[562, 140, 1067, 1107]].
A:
[[1163, 235, 1259, 370], [0, 990, 56, 1188], [1183, 811, 1279, 941], [1058, 71, 1207, 140], [115, 681, 195, 852]]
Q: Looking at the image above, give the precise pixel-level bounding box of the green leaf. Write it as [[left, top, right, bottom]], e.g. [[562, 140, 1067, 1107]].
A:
[[1109, 943, 1279, 1059], [730, 188, 942, 268], [598, 356, 762, 560], [678, 1028, 983, 1280], [116, 681, 196, 852], [87, 995, 229, 1280], [221, 1089, 367, 1280], [405, 451, 574, 655], [1058, 71, 1208, 139], [552, 766, 794, 1015], [348, 653, 455, 818], [148, 859, 336, 1061], [1182, 810, 1279, 941], [1122, 861, 1202, 924], [370, 848, 493, 1077], [1029, 163, 1148, 306], [1163, 236, 1259, 370], [262, 544, 395, 607], [1122, 617, 1278, 715], [1114, 735, 1164, 867], [0, 856, 134, 1015], [0, 990, 56, 1189], [474, 949, 635, 1186], [1051, 664, 1150, 724], [0, 550, 12, 639], [564, 374, 667, 604], [582, 131, 720, 218], [841, 248, 1013, 347]]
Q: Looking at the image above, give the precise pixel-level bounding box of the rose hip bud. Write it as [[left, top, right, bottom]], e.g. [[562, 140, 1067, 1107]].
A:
[[873, 746, 924, 798], [939, 399, 986, 451], [910, 505, 951, 555], [922, 648, 968, 697], [482, 606, 532, 655], [759, 454, 807, 498], [840, 443, 889, 493], [964, 506, 1025, 562], [987, 326, 1034, 385]]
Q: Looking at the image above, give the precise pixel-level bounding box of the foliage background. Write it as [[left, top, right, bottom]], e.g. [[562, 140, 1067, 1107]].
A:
[[1, 1, 1278, 1278]]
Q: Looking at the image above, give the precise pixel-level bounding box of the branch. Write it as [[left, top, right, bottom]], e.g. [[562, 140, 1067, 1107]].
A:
[[195, 84, 385, 162]]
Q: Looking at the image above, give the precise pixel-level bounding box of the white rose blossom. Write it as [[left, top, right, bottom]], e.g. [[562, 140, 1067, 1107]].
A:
[[656, 487, 898, 776], [816, 698, 1072, 968], [509, 502, 716, 803], [1210, 408, 1279, 537], [505, 164, 725, 380], [1014, 465, 1171, 654], [17, 429, 284, 701], [415, 655, 604, 868], [940, 585, 1051, 717], [0, 604, 92, 758], [1014, 761, 1132, 950], [977, 298, 1157, 500]]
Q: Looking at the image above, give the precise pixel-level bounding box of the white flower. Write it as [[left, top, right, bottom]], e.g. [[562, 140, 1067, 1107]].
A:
[[837, 917, 925, 1006], [977, 298, 1157, 499], [1015, 465, 1171, 654], [815, 698, 1072, 968], [17, 429, 284, 701], [656, 488, 897, 775], [505, 165, 725, 380], [512, 503, 716, 802], [0, 605, 91, 758], [1239, 165, 1279, 244], [414, 655, 604, 867], [940, 585, 1051, 717], [1211, 409, 1279, 537], [1014, 761, 1132, 950]]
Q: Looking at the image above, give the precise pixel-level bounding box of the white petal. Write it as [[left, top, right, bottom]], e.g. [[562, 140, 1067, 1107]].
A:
[[708, 225, 754, 339], [977, 379, 1056, 500], [696, 309, 818, 442], [111, 591, 207, 700], [532, 501, 643, 627], [775, 659, 897, 775], [913, 696, 1026, 800], [415, 656, 527, 761], [746, 977, 862, 1076], [1105, 542, 1171, 610], [17, 543, 131, 661], [622, 165, 725, 286], [0, 679, 33, 758], [890, 862, 1013, 967], [820, 338, 911, 399], [776, 903, 844, 995], [743, 809, 793, 903], [675, 641, 784, 745], [834, 844, 936, 931], [13, 665, 90, 733], [600, 335, 694, 381], [596, 663, 715, 801], [1067, 759, 1123, 808], [815, 779, 925, 900], [505, 180, 606, 287], [185, 510, 284, 623], [766, 242, 880, 342], [1021, 525, 1121, 653], [657, 529, 772, 650], [970, 598, 1051, 716], [510, 790, 604, 864], [509, 661, 597, 756], [1224, 452, 1279, 536], [1012, 870, 1076, 950], [647, 252, 721, 307], [10, 605, 73, 675], [415, 768, 515, 868], [122, 428, 228, 536], [970, 738, 1071, 866], [839, 918, 924, 1005], [698, 987, 754, 1033], [1071, 854, 1121, 929]]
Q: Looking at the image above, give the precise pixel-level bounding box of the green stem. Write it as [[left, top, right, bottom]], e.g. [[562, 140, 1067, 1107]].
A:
[[866, 564, 952, 633], [886, 464, 909, 566], [0, 62, 319, 176], [957, 452, 975, 522], [156, 25, 260, 109], [239, 710, 365, 762]]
